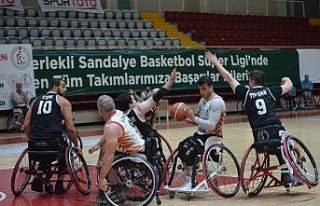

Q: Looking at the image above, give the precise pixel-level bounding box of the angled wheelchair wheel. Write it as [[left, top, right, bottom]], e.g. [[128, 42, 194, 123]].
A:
[[158, 134, 173, 165], [7, 111, 22, 132], [104, 155, 157, 206], [283, 136, 319, 187], [77, 135, 83, 150], [202, 144, 240, 198], [162, 148, 188, 189], [11, 148, 32, 196], [240, 145, 269, 197], [65, 146, 91, 195]]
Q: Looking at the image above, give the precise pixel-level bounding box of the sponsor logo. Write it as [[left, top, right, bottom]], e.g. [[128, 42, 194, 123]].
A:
[[20, 74, 33, 88], [10, 46, 31, 70], [257, 130, 270, 141], [0, 53, 8, 62]]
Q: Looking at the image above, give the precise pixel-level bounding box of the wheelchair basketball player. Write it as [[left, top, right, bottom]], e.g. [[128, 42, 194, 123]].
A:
[[175, 75, 227, 191], [24, 78, 81, 194], [204, 51, 300, 187]]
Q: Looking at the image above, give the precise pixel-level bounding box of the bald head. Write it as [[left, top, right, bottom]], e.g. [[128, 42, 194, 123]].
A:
[[97, 95, 115, 112]]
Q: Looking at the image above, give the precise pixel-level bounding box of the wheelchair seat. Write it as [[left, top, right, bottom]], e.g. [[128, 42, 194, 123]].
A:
[[28, 137, 68, 162], [253, 139, 282, 154]]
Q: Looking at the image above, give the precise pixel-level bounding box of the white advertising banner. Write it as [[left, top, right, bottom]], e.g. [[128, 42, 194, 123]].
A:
[[0, 0, 24, 11], [297, 49, 320, 83], [0, 44, 36, 110], [37, 0, 103, 13]]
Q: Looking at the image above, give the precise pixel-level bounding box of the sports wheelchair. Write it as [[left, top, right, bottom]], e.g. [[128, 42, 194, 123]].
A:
[[11, 135, 91, 196], [98, 136, 167, 206], [163, 137, 240, 200], [240, 130, 319, 197], [7, 108, 24, 132]]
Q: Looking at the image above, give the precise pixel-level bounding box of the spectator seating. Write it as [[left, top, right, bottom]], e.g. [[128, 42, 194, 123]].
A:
[[0, 8, 180, 47], [165, 11, 320, 46]]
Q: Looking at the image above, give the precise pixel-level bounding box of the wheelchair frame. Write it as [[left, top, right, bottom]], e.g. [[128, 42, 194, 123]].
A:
[[240, 135, 319, 197], [163, 141, 241, 200], [10, 140, 91, 196]]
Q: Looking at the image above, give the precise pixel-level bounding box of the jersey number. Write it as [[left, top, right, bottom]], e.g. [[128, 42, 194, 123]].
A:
[[37, 100, 52, 114], [255, 99, 267, 115]]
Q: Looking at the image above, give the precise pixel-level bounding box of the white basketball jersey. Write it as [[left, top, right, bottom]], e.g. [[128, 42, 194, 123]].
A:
[[197, 94, 226, 136], [110, 110, 145, 153]]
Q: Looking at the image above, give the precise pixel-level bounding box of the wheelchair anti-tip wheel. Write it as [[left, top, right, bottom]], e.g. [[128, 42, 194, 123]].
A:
[[103, 155, 157, 206]]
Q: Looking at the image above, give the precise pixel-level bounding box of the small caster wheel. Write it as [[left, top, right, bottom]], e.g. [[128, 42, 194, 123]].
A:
[[186, 193, 192, 201], [286, 187, 290, 193], [169, 191, 175, 199], [156, 199, 162, 205]]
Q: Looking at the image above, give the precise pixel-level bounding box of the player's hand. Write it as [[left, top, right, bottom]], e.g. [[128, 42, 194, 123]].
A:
[[204, 51, 219, 66], [21, 91, 27, 97], [75, 146, 82, 154], [89, 144, 100, 154], [170, 68, 177, 82], [184, 107, 195, 122], [98, 178, 109, 191], [281, 77, 290, 83]]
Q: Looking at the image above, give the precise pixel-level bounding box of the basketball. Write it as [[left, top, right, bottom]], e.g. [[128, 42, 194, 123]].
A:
[[170, 102, 188, 121]]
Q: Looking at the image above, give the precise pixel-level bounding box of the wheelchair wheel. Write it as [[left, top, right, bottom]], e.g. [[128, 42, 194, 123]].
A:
[[104, 155, 157, 206], [240, 145, 269, 197], [162, 148, 187, 189], [158, 134, 173, 164], [7, 112, 22, 132], [77, 135, 83, 150], [11, 148, 32, 195], [65, 146, 91, 195], [283, 136, 319, 187], [202, 144, 240, 198]]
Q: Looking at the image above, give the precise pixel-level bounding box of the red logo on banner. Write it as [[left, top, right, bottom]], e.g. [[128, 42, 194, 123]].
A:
[[0, 0, 16, 5], [0, 53, 8, 62]]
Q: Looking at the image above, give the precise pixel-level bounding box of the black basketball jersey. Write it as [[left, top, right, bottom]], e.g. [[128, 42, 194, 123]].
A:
[[30, 92, 65, 138], [127, 109, 155, 137], [235, 85, 282, 129]]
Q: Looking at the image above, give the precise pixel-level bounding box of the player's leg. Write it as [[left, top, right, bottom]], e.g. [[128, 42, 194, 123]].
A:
[[176, 135, 204, 190]]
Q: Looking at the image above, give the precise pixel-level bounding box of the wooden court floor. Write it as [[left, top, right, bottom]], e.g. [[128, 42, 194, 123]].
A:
[[0, 113, 319, 206]]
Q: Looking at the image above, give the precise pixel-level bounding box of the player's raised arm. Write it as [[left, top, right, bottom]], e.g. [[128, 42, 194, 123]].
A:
[[138, 68, 177, 115], [205, 51, 240, 93], [280, 77, 293, 95]]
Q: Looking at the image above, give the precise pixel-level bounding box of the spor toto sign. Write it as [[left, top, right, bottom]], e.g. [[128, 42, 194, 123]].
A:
[[42, 0, 98, 7]]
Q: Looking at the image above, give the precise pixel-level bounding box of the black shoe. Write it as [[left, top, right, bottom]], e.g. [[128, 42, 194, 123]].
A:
[[31, 178, 43, 192], [281, 173, 303, 187], [55, 180, 65, 195], [45, 184, 54, 193], [281, 173, 292, 188]]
